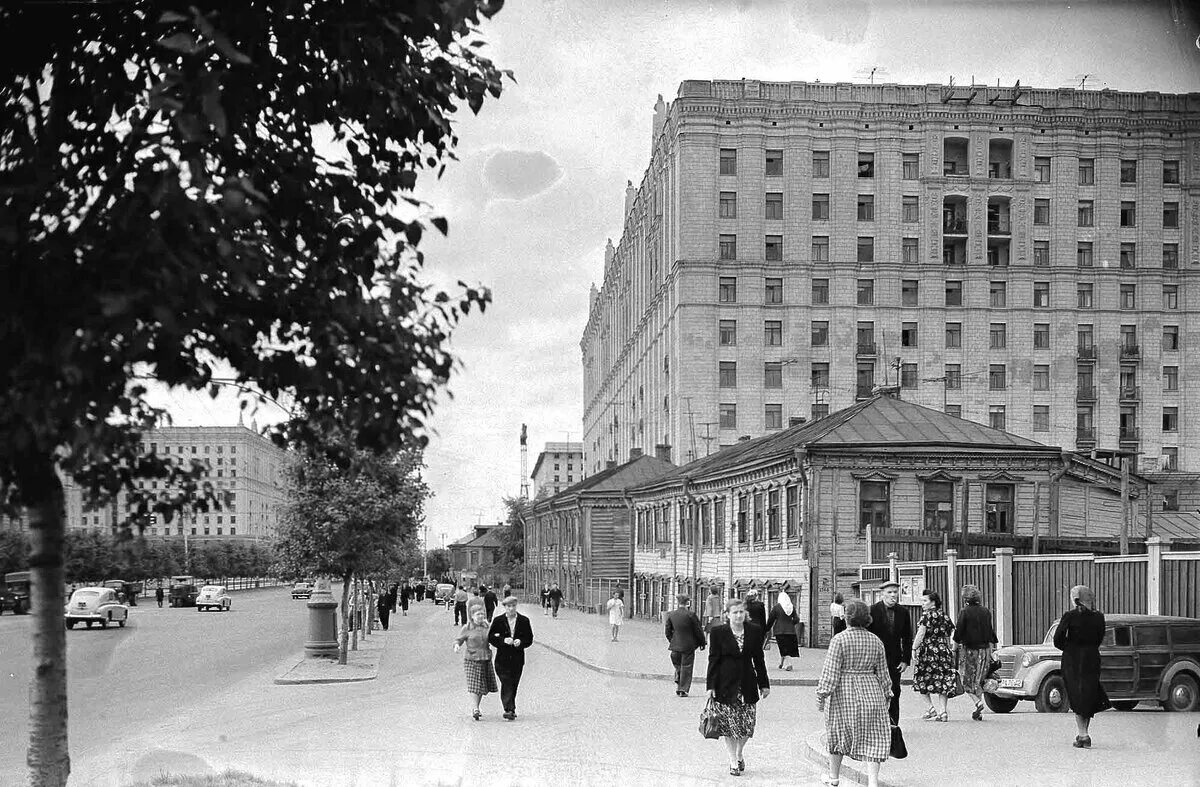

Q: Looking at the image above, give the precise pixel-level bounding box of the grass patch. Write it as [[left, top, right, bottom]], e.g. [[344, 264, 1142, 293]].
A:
[[126, 771, 301, 787]]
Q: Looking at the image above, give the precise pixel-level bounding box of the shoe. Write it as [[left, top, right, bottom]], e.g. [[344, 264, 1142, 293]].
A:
[[675, 690, 682, 697], [820, 777, 840, 786], [936, 712, 949, 722], [784, 665, 793, 671], [680, 691, 688, 697], [1073, 735, 1091, 748], [472, 710, 481, 721], [972, 704, 984, 721], [920, 707, 938, 721], [728, 768, 741, 777], [503, 711, 514, 720]]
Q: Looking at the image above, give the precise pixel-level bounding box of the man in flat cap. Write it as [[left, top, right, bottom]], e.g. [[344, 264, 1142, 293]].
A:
[[664, 595, 705, 697], [488, 596, 534, 720], [866, 579, 913, 724]]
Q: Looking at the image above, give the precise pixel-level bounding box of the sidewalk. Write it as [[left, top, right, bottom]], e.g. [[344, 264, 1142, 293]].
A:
[[274, 624, 388, 684]]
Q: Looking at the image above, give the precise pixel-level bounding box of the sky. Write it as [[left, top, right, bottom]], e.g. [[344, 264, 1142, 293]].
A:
[[157, 0, 1200, 549]]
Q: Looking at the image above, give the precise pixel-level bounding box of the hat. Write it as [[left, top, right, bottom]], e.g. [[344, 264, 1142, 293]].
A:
[[677, 595, 691, 605], [878, 579, 900, 591], [501, 596, 519, 606]]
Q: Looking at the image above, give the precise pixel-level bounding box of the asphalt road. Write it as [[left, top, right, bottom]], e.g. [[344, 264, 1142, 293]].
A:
[[0, 585, 305, 782]]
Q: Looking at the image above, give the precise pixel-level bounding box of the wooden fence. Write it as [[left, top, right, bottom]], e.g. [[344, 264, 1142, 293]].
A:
[[868, 527, 1200, 564]]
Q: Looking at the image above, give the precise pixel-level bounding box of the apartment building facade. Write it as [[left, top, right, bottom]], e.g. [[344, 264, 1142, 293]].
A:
[[530, 441, 584, 498], [582, 80, 1200, 499]]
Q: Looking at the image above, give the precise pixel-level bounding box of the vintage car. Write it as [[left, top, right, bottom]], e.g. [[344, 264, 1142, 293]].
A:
[[169, 575, 199, 607], [64, 587, 129, 629], [196, 585, 232, 612], [102, 579, 142, 606], [987, 613, 1200, 713], [2, 571, 31, 615], [433, 583, 455, 605], [291, 581, 313, 599]]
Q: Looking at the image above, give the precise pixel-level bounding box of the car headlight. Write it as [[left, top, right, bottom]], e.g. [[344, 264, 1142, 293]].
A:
[[1021, 653, 1034, 668]]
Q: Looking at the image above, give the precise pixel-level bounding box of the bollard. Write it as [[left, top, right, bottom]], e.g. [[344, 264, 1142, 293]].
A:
[[304, 578, 339, 659]]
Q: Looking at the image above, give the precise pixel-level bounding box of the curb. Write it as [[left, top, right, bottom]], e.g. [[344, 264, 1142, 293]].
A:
[[273, 630, 390, 685], [534, 641, 819, 686], [803, 733, 899, 787]]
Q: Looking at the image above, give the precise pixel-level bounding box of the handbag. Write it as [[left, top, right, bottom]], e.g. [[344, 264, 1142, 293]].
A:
[[699, 698, 722, 740], [889, 724, 908, 759], [948, 671, 965, 699]]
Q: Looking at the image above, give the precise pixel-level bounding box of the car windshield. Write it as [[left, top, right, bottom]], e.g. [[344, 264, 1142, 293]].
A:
[[294, 582, 309, 588], [1043, 622, 1058, 645]]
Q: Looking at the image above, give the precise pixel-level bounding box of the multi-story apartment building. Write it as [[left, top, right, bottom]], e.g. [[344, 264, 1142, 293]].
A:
[[582, 80, 1200, 500], [530, 441, 584, 498]]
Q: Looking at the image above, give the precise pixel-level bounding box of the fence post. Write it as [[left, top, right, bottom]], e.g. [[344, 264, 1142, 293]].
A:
[[887, 552, 899, 585], [1146, 536, 1164, 616], [994, 548, 1014, 646], [945, 549, 958, 614]]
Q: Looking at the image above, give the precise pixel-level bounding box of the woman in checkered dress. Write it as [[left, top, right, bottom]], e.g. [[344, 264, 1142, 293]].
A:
[[816, 599, 892, 787], [455, 607, 499, 720]]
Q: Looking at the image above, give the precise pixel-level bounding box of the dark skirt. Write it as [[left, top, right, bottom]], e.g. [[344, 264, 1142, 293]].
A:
[[711, 695, 757, 739], [775, 633, 799, 657], [464, 659, 498, 696], [1063, 646, 1109, 718]]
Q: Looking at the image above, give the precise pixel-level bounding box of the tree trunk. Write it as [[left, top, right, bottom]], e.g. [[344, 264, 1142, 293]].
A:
[[26, 463, 70, 787], [351, 576, 359, 651], [339, 573, 351, 666]]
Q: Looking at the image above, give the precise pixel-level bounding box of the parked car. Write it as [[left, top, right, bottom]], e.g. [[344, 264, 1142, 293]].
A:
[[3, 571, 31, 614], [291, 581, 313, 599], [64, 587, 129, 629], [196, 585, 232, 612], [434, 583, 455, 605], [988, 613, 1200, 713]]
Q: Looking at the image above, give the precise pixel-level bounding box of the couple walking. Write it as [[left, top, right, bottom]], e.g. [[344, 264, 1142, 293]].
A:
[[453, 596, 533, 721]]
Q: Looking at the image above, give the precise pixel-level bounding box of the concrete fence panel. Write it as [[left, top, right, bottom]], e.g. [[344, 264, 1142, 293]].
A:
[[1162, 553, 1200, 618], [1012, 556, 1092, 644], [1094, 556, 1149, 615]]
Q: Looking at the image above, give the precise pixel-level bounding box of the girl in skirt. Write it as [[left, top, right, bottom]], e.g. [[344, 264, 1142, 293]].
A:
[[455, 607, 499, 720]]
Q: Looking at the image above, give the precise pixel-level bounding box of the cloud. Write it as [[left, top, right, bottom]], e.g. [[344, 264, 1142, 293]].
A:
[[482, 149, 563, 200]]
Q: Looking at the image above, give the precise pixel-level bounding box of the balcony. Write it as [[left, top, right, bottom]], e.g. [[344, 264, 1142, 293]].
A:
[[1076, 386, 1096, 401], [1077, 345, 1096, 361], [1119, 343, 1141, 361], [987, 218, 1012, 235], [1119, 427, 1140, 444], [1119, 386, 1141, 402], [856, 343, 878, 357], [943, 217, 968, 235], [1076, 427, 1096, 445]]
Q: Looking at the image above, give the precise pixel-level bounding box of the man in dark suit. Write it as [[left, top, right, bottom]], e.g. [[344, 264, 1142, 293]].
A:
[[488, 596, 534, 720], [664, 595, 706, 697], [481, 584, 498, 619], [867, 579, 914, 724]]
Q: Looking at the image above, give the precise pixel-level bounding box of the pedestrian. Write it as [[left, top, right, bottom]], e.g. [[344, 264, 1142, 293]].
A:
[[548, 582, 563, 617], [606, 590, 625, 642], [488, 596, 534, 720], [765, 591, 800, 671], [415, 582, 424, 603], [376, 588, 391, 631], [453, 585, 469, 626], [865, 580, 913, 725], [665, 594, 705, 695], [816, 599, 892, 787], [540, 583, 550, 616], [705, 597, 770, 777], [389, 582, 399, 614], [455, 606, 499, 720], [830, 592, 847, 637], [481, 584, 498, 620], [155, 585, 164, 608], [502, 582, 512, 600], [468, 587, 485, 620], [1053, 584, 1109, 748], [399, 583, 410, 617], [703, 585, 723, 635], [953, 583, 998, 722], [912, 590, 956, 722], [743, 588, 767, 633]]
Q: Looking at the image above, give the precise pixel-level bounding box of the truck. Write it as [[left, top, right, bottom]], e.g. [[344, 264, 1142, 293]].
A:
[[168, 574, 198, 607], [2, 571, 31, 615], [101, 579, 143, 606]]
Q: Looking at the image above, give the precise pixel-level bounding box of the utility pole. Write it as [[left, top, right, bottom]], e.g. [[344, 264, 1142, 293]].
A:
[[1119, 457, 1130, 555], [422, 524, 429, 579], [683, 397, 698, 464], [698, 422, 718, 457]]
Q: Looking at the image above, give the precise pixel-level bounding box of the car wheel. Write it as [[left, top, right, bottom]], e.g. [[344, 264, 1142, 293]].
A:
[[1034, 673, 1070, 713], [118, 618, 126, 628], [85, 621, 93, 629], [983, 693, 1018, 713], [1111, 700, 1139, 711], [13, 601, 24, 615], [99, 617, 108, 629], [65, 620, 74, 630], [1161, 672, 1199, 712]]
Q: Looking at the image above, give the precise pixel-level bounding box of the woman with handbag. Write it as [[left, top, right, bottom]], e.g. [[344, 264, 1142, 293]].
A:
[[953, 584, 999, 721], [912, 590, 957, 722], [704, 597, 770, 777], [816, 599, 891, 787]]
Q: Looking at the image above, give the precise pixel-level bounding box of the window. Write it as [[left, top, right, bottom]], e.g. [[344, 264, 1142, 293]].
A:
[[765, 149, 783, 177], [812, 150, 830, 178], [811, 320, 829, 346], [1033, 323, 1050, 349], [764, 362, 783, 389], [765, 404, 783, 430], [901, 363, 918, 388], [1120, 201, 1136, 227], [1162, 449, 1179, 474], [811, 235, 829, 262], [1033, 241, 1049, 267], [719, 277, 737, 303], [1163, 325, 1179, 351], [714, 499, 725, 547], [786, 485, 799, 539], [719, 403, 737, 429], [990, 281, 1007, 307], [1033, 282, 1050, 308], [989, 364, 1007, 390], [902, 153, 919, 180], [719, 191, 737, 218], [990, 323, 1007, 349], [902, 280, 919, 307], [765, 192, 783, 220], [736, 495, 748, 543], [1077, 283, 1094, 309], [753, 492, 764, 541], [946, 404, 962, 417], [945, 364, 962, 389], [1078, 158, 1094, 186], [1077, 242, 1093, 267], [902, 195, 919, 223], [1118, 243, 1137, 269], [764, 320, 782, 346], [1033, 405, 1050, 432], [945, 323, 962, 349], [719, 148, 737, 175], [1164, 366, 1179, 391], [857, 237, 874, 263], [1164, 244, 1179, 269], [901, 322, 918, 348], [719, 234, 737, 260], [1164, 284, 1178, 310], [945, 281, 963, 307], [857, 279, 875, 305], [1163, 160, 1180, 184], [1120, 159, 1137, 184], [989, 404, 1007, 431], [764, 278, 783, 304], [857, 194, 875, 221], [859, 481, 889, 530], [1034, 198, 1050, 225], [1163, 202, 1179, 228], [1163, 407, 1178, 432], [986, 484, 1014, 532], [858, 152, 874, 178], [812, 278, 829, 305], [1078, 200, 1094, 227], [812, 193, 830, 220], [811, 362, 830, 389], [719, 320, 737, 346], [719, 362, 737, 388], [1034, 156, 1050, 182], [765, 488, 781, 540], [923, 481, 953, 532], [765, 235, 783, 261], [1120, 284, 1137, 310], [902, 238, 919, 264], [1033, 364, 1050, 391]]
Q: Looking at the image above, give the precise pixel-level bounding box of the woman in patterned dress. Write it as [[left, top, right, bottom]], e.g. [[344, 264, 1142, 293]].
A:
[[912, 590, 957, 721], [454, 607, 499, 720], [706, 598, 771, 777], [953, 584, 999, 721], [816, 599, 891, 787]]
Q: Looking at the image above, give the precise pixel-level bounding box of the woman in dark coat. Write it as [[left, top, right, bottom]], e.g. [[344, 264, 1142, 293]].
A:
[[706, 598, 771, 777], [1053, 584, 1108, 748], [953, 583, 999, 721], [764, 591, 800, 671]]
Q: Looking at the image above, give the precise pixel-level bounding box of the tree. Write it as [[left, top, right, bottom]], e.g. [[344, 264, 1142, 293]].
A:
[[0, 3, 508, 783], [495, 495, 526, 586], [425, 547, 452, 580], [0, 530, 30, 578], [275, 447, 427, 663]]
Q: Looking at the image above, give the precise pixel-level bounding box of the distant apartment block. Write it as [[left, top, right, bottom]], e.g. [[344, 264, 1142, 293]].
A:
[[530, 441, 584, 498]]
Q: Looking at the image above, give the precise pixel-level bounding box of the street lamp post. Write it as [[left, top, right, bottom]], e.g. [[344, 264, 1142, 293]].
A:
[[421, 524, 428, 579]]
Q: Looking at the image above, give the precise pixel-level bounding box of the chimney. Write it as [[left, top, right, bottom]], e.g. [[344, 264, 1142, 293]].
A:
[[630, 447, 643, 460], [738, 435, 752, 443], [604, 238, 615, 270], [651, 94, 668, 153], [624, 180, 635, 218], [872, 384, 901, 398], [789, 417, 807, 428], [654, 443, 671, 463]]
